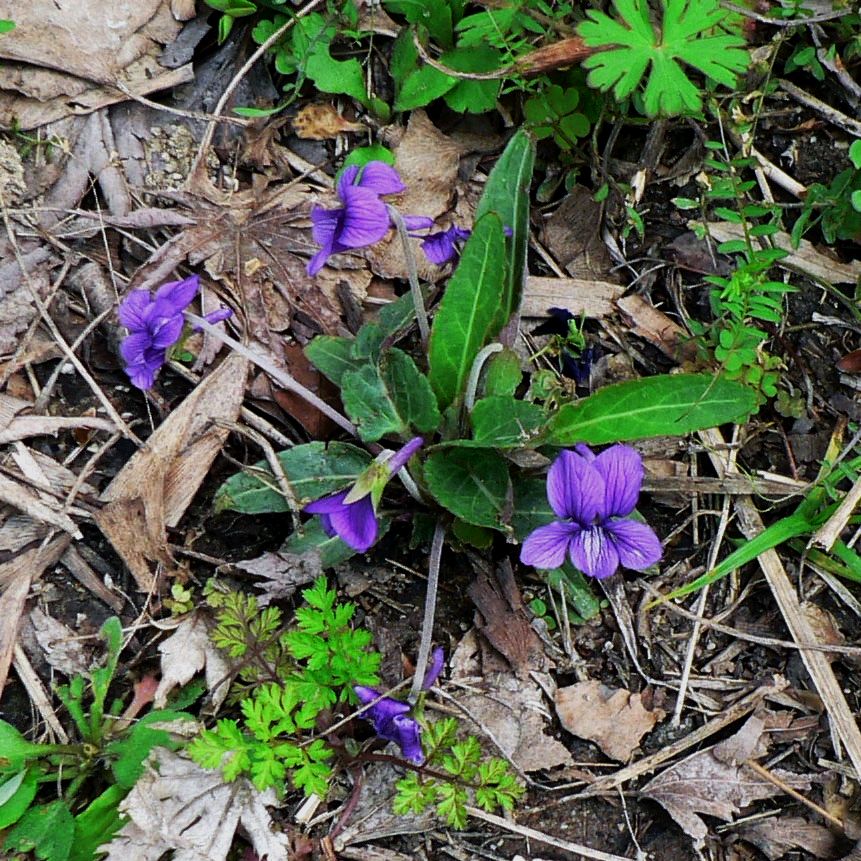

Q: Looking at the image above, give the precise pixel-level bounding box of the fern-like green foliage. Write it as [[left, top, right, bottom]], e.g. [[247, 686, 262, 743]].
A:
[[392, 718, 524, 829], [578, 0, 749, 116], [189, 577, 380, 797]]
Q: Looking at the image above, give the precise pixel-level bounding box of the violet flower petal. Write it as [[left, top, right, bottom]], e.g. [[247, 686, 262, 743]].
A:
[[519, 520, 579, 570], [153, 274, 199, 311], [149, 314, 185, 351], [304, 490, 351, 514], [422, 646, 445, 689], [593, 444, 643, 518], [337, 185, 391, 248], [310, 205, 342, 249], [117, 290, 152, 329], [402, 215, 435, 231], [337, 165, 362, 195], [569, 526, 620, 580], [421, 230, 458, 265], [546, 449, 603, 524], [603, 518, 662, 570], [327, 494, 377, 551], [120, 331, 153, 365], [357, 161, 405, 196], [390, 714, 424, 764], [385, 436, 424, 475]]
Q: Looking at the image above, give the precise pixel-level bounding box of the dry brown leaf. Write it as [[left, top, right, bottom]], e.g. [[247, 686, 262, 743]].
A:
[[101, 748, 290, 861], [641, 712, 812, 849], [97, 354, 248, 590], [450, 631, 572, 773], [555, 681, 666, 761], [0, 473, 81, 538], [541, 186, 619, 280], [28, 607, 90, 677], [153, 613, 230, 710], [0, 537, 69, 696], [468, 563, 549, 678], [738, 816, 844, 860], [292, 103, 367, 139], [235, 550, 323, 607], [332, 761, 439, 851], [0, 0, 190, 129]]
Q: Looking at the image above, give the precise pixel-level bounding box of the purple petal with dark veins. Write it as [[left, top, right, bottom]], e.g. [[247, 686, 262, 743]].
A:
[[153, 274, 199, 313], [569, 526, 620, 580], [546, 449, 603, 525], [593, 444, 643, 518], [604, 518, 662, 571], [117, 290, 152, 329], [520, 520, 579, 570], [357, 162, 405, 196], [337, 185, 391, 248]]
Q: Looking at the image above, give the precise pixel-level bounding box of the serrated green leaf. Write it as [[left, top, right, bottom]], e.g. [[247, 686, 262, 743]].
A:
[[474, 129, 535, 327], [424, 449, 509, 528], [482, 348, 522, 397], [547, 374, 757, 445], [3, 800, 74, 861], [304, 336, 363, 386], [578, 0, 749, 117], [428, 213, 507, 409], [439, 46, 502, 114], [214, 442, 371, 514], [381, 349, 443, 434], [469, 396, 544, 446], [69, 786, 125, 861], [395, 63, 456, 112], [342, 364, 408, 441]]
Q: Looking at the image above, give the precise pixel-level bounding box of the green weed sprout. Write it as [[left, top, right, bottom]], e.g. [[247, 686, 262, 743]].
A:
[[578, 0, 750, 116]]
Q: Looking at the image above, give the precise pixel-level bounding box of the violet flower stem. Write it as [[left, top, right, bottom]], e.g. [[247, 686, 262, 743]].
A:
[[464, 342, 503, 413], [409, 521, 445, 705], [387, 205, 430, 346], [184, 312, 358, 437]]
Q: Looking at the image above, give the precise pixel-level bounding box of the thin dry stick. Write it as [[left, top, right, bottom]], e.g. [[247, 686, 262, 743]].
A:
[[639, 578, 861, 657], [184, 312, 357, 437], [465, 806, 639, 861], [672, 429, 736, 727], [214, 418, 301, 533], [189, 0, 327, 181], [744, 759, 844, 829], [810, 473, 861, 552], [565, 677, 785, 799], [12, 643, 69, 742], [700, 425, 861, 780], [409, 522, 446, 704], [0, 190, 140, 445], [387, 206, 430, 344]]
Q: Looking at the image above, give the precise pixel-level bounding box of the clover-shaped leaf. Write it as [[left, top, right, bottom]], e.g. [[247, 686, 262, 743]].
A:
[[578, 0, 749, 116]]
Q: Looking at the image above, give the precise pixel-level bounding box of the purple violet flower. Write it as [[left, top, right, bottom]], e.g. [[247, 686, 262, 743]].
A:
[[420, 224, 472, 266], [308, 162, 407, 276], [304, 437, 424, 553], [520, 444, 662, 579], [353, 646, 445, 765], [118, 274, 232, 390], [304, 489, 378, 553]]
